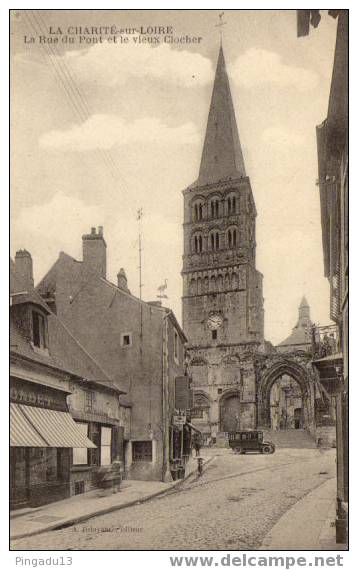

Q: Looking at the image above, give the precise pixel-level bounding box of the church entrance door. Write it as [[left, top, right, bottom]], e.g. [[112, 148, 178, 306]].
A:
[[220, 395, 240, 432]]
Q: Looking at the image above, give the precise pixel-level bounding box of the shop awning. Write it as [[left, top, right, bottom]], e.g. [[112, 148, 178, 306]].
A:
[[186, 422, 202, 434], [18, 405, 96, 448], [10, 403, 47, 447]]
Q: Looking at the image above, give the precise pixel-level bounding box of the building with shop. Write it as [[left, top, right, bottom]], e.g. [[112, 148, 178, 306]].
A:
[[182, 45, 264, 443], [36, 228, 190, 482], [297, 9, 348, 544], [10, 252, 128, 509]]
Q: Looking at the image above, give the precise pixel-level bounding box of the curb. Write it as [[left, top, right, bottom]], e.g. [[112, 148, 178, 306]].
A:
[[259, 477, 335, 550], [11, 455, 216, 542]]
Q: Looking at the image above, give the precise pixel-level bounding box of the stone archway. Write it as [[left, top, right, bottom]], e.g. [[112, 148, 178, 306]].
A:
[[257, 359, 313, 431], [219, 390, 241, 432]]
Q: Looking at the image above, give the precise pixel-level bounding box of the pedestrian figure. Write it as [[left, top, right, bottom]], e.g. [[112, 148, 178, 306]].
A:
[[110, 456, 123, 493], [193, 434, 201, 457], [197, 457, 204, 476]]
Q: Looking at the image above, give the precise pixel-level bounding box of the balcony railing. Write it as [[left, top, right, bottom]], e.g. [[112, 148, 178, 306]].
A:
[[311, 324, 340, 360]]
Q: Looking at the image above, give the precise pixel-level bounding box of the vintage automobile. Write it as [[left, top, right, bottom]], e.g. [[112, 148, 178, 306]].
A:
[[228, 430, 275, 454]]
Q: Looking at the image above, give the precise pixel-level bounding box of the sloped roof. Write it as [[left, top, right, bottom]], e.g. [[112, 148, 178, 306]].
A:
[[278, 325, 311, 348], [196, 45, 246, 186], [11, 259, 124, 394], [35, 249, 187, 381]]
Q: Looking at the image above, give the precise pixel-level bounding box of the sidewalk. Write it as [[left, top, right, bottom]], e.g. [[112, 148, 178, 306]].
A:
[[260, 478, 347, 550], [10, 451, 215, 541]]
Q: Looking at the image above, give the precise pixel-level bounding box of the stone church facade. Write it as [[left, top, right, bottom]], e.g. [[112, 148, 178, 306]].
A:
[[182, 46, 265, 441]]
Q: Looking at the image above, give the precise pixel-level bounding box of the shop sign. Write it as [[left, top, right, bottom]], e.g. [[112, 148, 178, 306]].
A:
[[10, 380, 66, 411], [175, 376, 191, 410], [173, 414, 186, 428]]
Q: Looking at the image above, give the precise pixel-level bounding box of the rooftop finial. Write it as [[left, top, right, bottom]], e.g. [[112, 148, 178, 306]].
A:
[[215, 11, 227, 43]]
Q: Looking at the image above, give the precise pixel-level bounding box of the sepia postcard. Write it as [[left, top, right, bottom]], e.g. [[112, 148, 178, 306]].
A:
[[9, 7, 348, 559]]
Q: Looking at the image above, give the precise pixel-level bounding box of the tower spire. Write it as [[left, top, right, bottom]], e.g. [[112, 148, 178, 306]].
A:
[[197, 45, 246, 186]]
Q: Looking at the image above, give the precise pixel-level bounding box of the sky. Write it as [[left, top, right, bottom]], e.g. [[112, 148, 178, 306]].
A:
[[10, 9, 338, 345]]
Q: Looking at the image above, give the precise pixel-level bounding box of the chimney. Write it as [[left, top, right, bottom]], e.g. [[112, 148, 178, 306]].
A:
[[117, 268, 129, 292], [82, 226, 107, 278], [14, 249, 34, 291]]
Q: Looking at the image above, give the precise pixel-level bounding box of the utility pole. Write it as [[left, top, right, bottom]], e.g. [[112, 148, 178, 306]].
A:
[[137, 208, 143, 301]]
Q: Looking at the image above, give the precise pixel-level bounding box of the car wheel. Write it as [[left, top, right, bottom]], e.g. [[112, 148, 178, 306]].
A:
[[262, 445, 271, 454], [234, 446, 243, 454]]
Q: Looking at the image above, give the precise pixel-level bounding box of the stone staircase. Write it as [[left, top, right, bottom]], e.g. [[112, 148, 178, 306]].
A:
[[263, 429, 317, 449]]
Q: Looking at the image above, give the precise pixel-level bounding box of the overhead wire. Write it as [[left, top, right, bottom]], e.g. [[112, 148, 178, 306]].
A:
[[24, 10, 132, 210], [23, 10, 149, 297]]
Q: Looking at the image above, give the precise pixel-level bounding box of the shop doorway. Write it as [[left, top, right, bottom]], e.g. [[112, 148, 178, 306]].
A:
[[10, 447, 30, 508]]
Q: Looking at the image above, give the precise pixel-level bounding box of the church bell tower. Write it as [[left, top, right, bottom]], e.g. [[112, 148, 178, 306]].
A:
[[182, 46, 264, 440]]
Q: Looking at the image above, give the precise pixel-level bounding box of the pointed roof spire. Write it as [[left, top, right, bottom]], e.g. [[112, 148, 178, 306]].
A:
[[298, 296, 311, 328], [197, 45, 246, 186], [277, 297, 312, 349], [299, 295, 309, 308]]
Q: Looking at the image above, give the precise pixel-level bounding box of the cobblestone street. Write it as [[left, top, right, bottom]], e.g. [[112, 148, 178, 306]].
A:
[[12, 448, 335, 551]]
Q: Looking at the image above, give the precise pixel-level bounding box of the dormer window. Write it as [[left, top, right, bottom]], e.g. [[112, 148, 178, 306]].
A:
[[32, 310, 48, 349]]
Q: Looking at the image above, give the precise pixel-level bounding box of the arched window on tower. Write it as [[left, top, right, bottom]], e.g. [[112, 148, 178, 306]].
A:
[[227, 227, 238, 249], [210, 230, 220, 251], [227, 193, 238, 215], [193, 233, 203, 254], [232, 228, 237, 247], [193, 200, 204, 222], [210, 198, 220, 219]]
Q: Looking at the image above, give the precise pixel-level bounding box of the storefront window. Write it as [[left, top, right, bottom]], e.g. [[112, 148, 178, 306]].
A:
[[100, 426, 112, 465], [73, 422, 89, 465], [88, 423, 100, 466], [132, 441, 153, 462]]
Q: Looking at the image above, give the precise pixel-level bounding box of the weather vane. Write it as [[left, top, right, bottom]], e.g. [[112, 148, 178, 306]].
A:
[[215, 11, 227, 40]]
